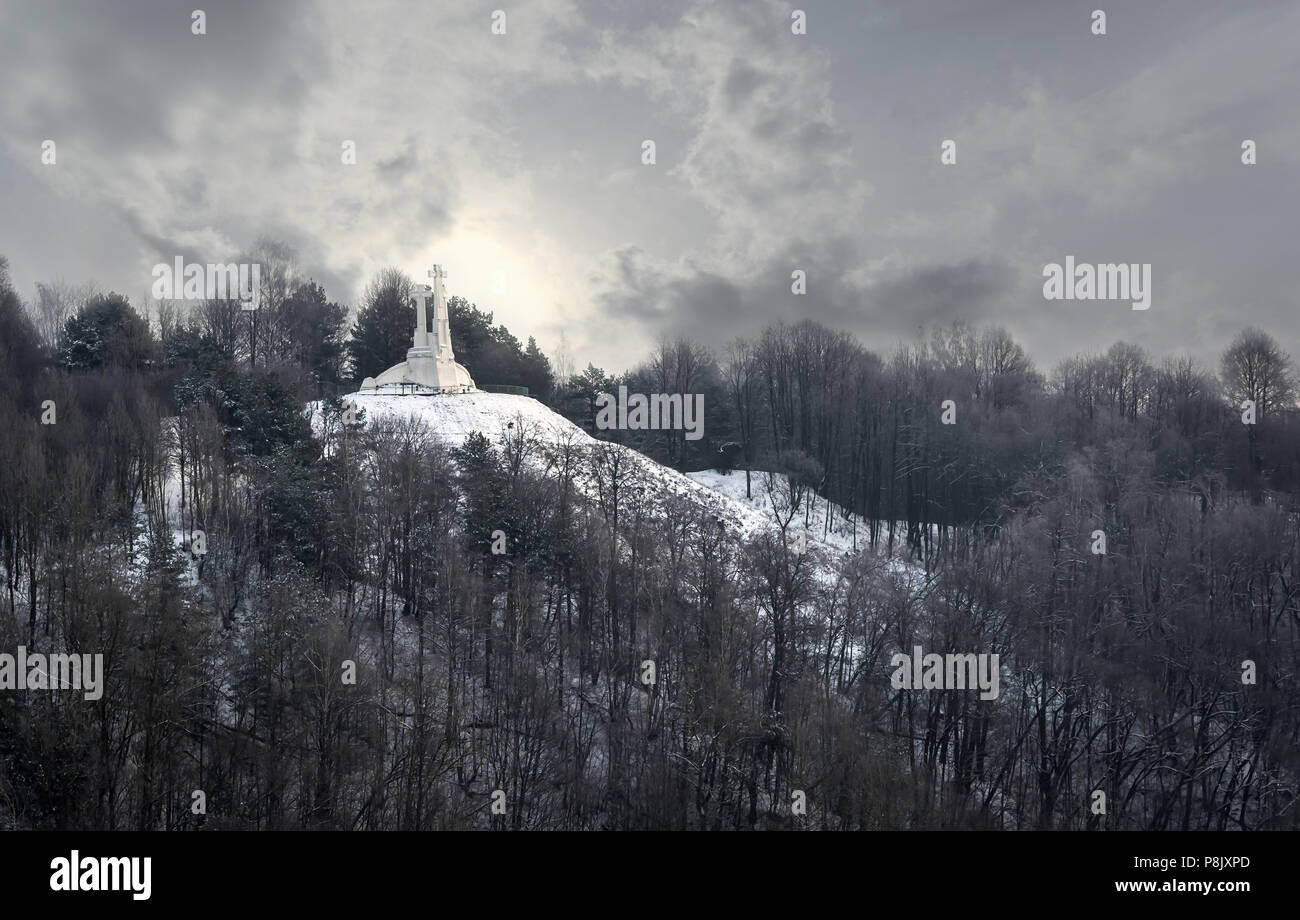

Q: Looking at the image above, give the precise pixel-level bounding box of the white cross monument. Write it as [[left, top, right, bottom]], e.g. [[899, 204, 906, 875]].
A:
[[358, 263, 476, 393]]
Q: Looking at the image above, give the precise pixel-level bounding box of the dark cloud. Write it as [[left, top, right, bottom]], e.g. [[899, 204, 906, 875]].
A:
[[376, 143, 419, 179], [0, 0, 322, 155], [594, 241, 1020, 362], [0, 0, 1296, 378], [723, 60, 767, 106], [866, 260, 1016, 335], [117, 208, 206, 266]]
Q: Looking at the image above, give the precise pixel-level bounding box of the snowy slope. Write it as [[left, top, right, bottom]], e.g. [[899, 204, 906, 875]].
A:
[[343, 390, 579, 447], [325, 390, 842, 550], [686, 469, 872, 555]]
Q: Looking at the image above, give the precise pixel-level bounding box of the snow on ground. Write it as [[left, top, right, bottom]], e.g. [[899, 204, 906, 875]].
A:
[[328, 390, 840, 551], [686, 469, 873, 556], [343, 390, 580, 448], [686, 469, 931, 591]]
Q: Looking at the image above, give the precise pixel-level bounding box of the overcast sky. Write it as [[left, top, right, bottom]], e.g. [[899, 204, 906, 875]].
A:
[[1, 0, 1297, 375]]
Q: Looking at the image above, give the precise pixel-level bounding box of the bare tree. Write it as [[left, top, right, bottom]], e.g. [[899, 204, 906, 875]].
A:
[[1220, 327, 1296, 422], [725, 337, 759, 497], [31, 277, 96, 348]]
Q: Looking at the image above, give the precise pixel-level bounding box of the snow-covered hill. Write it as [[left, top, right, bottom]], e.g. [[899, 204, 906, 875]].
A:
[[323, 390, 863, 554], [342, 390, 579, 449]]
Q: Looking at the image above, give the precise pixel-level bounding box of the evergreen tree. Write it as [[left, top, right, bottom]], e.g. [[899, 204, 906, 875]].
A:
[[0, 257, 45, 396], [57, 292, 155, 371], [448, 296, 554, 395], [346, 268, 413, 381], [280, 279, 349, 394], [520, 336, 554, 400]]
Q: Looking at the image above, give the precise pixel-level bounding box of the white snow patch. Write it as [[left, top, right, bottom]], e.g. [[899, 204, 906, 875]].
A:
[[319, 391, 922, 578], [325, 391, 789, 542]]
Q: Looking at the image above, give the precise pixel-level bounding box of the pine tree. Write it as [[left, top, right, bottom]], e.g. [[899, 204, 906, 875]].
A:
[[346, 268, 413, 381], [57, 292, 154, 370]]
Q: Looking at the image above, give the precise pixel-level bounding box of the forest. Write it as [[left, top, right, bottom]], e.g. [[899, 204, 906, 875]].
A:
[[0, 244, 1296, 831]]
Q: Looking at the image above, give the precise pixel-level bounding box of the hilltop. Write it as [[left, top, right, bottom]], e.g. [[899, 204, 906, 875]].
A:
[[325, 389, 868, 555]]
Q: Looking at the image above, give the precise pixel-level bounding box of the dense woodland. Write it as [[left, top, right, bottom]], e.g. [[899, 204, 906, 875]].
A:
[[1, 245, 1297, 831]]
